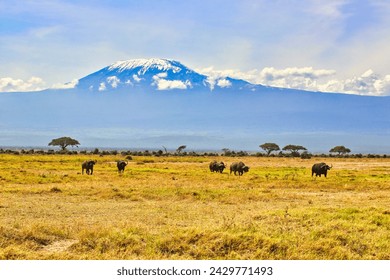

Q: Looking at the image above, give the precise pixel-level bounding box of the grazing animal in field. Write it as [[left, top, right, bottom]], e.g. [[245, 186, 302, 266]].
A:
[[312, 162, 332, 177], [216, 161, 227, 173], [82, 160, 97, 175], [117, 160, 128, 173], [209, 160, 227, 173], [209, 160, 218, 172], [230, 161, 250, 176]]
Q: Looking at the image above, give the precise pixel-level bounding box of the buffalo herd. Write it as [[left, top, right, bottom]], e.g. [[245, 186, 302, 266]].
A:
[[82, 160, 128, 174], [82, 159, 332, 178]]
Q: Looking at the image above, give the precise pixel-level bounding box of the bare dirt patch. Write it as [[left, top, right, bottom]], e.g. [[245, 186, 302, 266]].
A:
[[41, 239, 77, 253]]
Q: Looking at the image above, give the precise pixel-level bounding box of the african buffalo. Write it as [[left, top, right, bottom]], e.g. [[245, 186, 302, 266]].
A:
[[82, 160, 97, 175], [209, 160, 227, 173], [312, 162, 332, 177], [230, 161, 250, 176], [117, 160, 128, 173]]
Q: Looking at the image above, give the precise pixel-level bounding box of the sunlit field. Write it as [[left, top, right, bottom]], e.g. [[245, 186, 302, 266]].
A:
[[0, 154, 389, 260]]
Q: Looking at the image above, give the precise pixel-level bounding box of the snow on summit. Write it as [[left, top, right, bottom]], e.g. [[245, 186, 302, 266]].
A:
[[75, 58, 257, 92], [107, 58, 183, 74]]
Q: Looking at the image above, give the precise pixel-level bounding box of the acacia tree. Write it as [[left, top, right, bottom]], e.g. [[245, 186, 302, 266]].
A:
[[176, 145, 187, 154], [48, 136, 80, 151], [329, 145, 351, 155], [282, 144, 307, 156], [259, 143, 280, 156], [221, 148, 231, 156], [162, 146, 168, 155]]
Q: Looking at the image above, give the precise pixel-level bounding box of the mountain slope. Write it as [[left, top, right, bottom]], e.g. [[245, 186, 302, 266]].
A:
[[76, 58, 255, 92], [0, 58, 389, 152]]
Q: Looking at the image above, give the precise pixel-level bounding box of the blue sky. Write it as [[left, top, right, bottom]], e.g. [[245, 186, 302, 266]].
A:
[[1, 0, 390, 95]]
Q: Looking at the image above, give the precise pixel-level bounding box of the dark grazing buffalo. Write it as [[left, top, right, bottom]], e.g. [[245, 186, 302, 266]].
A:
[[230, 161, 250, 176], [82, 160, 97, 175], [312, 162, 332, 177], [209, 160, 227, 173], [117, 160, 128, 173]]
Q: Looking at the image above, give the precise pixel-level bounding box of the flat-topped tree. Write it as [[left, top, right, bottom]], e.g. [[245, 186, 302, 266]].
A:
[[329, 145, 351, 155], [282, 144, 307, 157], [48, 137, 80, 151], [259, 143, 280, 156]]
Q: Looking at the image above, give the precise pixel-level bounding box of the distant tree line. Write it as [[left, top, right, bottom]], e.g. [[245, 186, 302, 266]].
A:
[[258, 143, 354, 158], [0, 147, 387, 158], [0, 137, 387, 158]]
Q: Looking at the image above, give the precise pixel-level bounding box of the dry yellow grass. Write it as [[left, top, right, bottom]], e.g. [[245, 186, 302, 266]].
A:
[[0, 154, 389, 259]]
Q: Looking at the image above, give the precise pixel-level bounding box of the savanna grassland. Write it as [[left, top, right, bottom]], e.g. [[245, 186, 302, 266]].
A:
[[0, 154, 389, 260]]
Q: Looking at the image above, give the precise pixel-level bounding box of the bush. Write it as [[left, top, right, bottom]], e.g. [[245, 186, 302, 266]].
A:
[[121, 151, 132, 156], [300, 152, 312, 159]]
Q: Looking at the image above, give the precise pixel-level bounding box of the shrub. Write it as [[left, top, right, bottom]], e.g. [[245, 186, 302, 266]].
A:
[[300, 151, 312, 159]]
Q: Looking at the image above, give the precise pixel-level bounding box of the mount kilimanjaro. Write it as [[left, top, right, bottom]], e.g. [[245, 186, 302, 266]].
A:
[[76, 58, 256, 92], [0, 58, 389, 153]]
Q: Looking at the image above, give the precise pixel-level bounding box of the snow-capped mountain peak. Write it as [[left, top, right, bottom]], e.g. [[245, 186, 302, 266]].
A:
[[107, 58, 183, 74], [76, 58, 252, 92]]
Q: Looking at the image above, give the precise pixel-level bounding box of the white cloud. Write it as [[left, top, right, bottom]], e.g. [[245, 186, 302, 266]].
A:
[[107, 76, 120, 88], [0, 76, 46, 92], [125, 79, 133, 86], [154, 79, 190, 90], [216, 78, 232, 88], [204, 77, 216, 90], [98, 82, 106, 91], [198, 66, 390, 96], [2, 65, 390, 96], [155, 72, 168, 78], [200, 67, 241, 90], [306, 0, 347, 19], [255, 67, 337, 92], [133, 74, 142, 83], [340, 69, 390, 96], [51, 79, 79, 89], [258, 67, 336, 80], [152, 73, 191, 90]]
